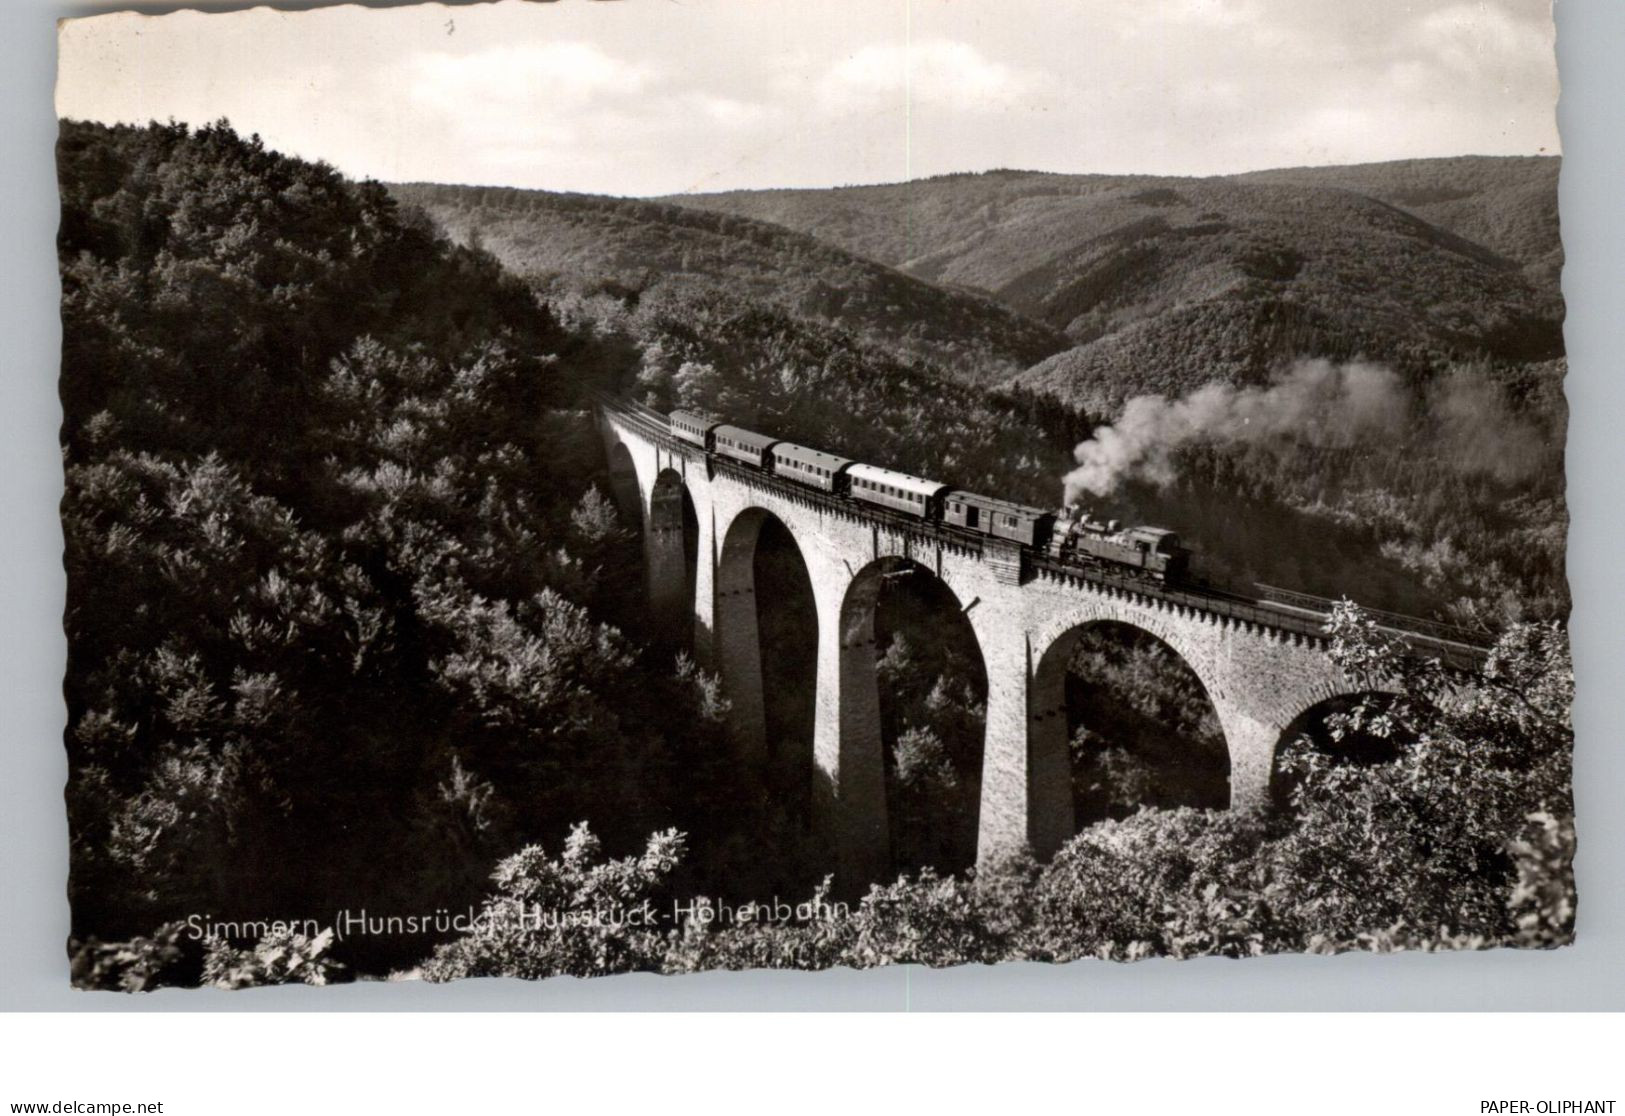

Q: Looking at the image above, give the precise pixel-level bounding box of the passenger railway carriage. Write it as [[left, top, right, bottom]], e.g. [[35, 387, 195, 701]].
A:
[[847, 464, 946, 518], [771, 442, 853, 493], [664, 407, 1190, 584], [713, 425, 779, 469], [669, 410, 719, 449]]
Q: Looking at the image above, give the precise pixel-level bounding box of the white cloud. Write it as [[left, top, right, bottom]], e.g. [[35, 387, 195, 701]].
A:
[[1136, 0, 1264, 28], [1415, 2, 1555, 77], [816, 39, 1038, 114], [691, 94, 770, 128], [407, 42, 655, 115]]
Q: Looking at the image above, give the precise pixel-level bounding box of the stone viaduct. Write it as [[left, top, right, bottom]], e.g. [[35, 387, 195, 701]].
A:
[[596, 397, 1471, 888]]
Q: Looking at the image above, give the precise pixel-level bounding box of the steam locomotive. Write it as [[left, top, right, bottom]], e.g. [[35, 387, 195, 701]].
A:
[[668, 409, 1190, 584]]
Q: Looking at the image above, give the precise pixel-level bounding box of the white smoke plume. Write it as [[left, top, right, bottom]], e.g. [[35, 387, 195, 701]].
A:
[[1064, 360, 1407, 502], [1428, 368, 1552, 484]]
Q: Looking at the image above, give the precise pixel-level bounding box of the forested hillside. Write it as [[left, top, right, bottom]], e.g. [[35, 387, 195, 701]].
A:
[[664, 158, 1564, 414], [58, 120, 758, 980], [1233, 156, 1562, 284], [664, 157, 1560, 288], [389, 182, 1069, 385]]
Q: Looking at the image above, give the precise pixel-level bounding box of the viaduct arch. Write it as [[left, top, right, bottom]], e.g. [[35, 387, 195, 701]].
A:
[[648, 468, 698, 642], [595, 399, 1466, 890]]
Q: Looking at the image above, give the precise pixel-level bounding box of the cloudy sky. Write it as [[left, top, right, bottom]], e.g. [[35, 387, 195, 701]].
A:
[[56, 0, 1559, 196]]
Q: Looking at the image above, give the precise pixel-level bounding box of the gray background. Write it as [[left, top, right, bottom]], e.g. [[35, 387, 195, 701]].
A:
[[3, 0, 1620, 1011]]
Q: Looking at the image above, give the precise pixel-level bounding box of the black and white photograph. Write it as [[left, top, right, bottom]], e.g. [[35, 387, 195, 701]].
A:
[[48, 0, 1578, 996]]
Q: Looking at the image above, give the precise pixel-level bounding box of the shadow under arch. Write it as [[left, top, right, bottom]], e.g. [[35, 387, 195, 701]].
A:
[[648, 467, 698, 648], [715, 508, 818, 790], [840, 555, 989, 879], [1269, 690, 1412, 810], [1031, 619, 1229, 846], [605, 439, 642, 533]]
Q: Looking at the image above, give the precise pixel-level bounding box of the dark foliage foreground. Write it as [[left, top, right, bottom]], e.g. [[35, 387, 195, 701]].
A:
[[59, 120, 748, 979], [77, 606, 1574, 989], [417, 608, 1574, 980]]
